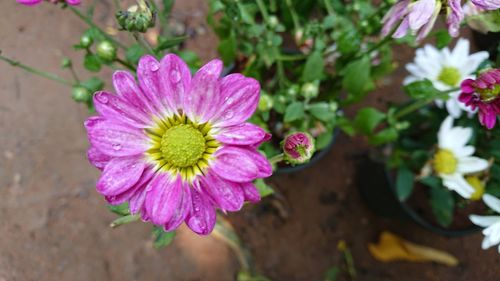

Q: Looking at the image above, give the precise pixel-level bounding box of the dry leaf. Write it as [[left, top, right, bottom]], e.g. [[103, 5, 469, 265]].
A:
[[368, 231, 459, 267]]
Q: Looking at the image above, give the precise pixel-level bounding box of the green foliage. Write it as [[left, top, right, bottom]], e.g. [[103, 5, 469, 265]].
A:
[[430, 185, 455, 227], [302, 51, 325, 82], [284, 102, 305, 122], [152, 226, 176, 249], [255, 178, 274, 198], [126, 44, 146, 65], [107, 203, 130, 216], [434, 30, 453, 49], [324, 266, 340, 281], [83, 53, 102, 72], [308, 102, 336, 122], [353, 107, 386, 135], [395, 166, 414, 201], [342, 56, 374, 104], [403, 79, 441, 99]]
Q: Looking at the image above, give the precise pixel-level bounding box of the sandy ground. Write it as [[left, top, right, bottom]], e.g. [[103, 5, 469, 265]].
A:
[[0, 1, 499, 281]]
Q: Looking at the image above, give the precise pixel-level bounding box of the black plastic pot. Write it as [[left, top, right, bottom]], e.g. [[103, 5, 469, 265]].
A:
[[276, 128, 339, 174], [356, 155, 481, 237]]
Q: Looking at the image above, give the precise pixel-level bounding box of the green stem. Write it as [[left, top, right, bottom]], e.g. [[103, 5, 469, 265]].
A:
[[277, 53, 306, 61], [323, 0, 335, 15], [68, 64, 80, 83], [394, 88, 460, 119], [133, 32, 156, 56], [115, 57, 136, 71], [109, 214, 140, 228], [0, 54, 72, 86], [269, 153, 284, 165], [285, 0, 301, 31], [255, 0, 270, 22], [69, 6, 127, 50]]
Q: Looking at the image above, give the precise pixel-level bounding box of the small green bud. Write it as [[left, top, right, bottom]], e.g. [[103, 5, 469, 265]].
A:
[[72, 86, 91, 103], [96, 41, 117, 62], [268, 15, 279, 29], [287, 85, 300, 97], [258, 94, 274, 112], [116, 0, 156, 33], [80, 34, 93, 48], [301, 82, 319, 99], [61, 58, 72, 68], [328, 101, 338, 113]]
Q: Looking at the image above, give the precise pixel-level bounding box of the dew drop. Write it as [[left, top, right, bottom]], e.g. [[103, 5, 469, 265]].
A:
[[96, 94, 109, 104], [224, 110, 234, 119], [112, 143, 122, 151], [170, 70, 181, 83], [150, 62, 160, 72], [224, 97, 234, 105]]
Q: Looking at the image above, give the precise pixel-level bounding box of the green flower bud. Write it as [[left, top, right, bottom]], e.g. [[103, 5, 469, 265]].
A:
[[287, 85, 300, 97], [96, 41, 117, 62], [72, 86, 91, 103], [80, 34, 93, 48], [268, 15, 279, 29], [116, 0, 156, 33], [328, 101, 338, 112], [301, 82, 319, 99], [258, 94, 273, 112], [61, 58, 72, 68]]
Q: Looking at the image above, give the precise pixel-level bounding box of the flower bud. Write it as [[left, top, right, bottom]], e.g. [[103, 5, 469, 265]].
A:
[[258, 94, 273, 112], [282, 132, 315, 165], [80, 34, 93, 48], [72, 86, 91, 103], [96, 41, 117, 62], [301, 82, 319, 99], [61, 58, 72, 68], [116, 0, 156, 33], [268, 16, 279, 29], [467, 176, 485, 201]]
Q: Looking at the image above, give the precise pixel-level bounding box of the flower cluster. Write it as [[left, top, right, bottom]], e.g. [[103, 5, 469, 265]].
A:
[[459, 69, 500, 129], [85, 54, 272, 235], [17, 0, 80, 6]]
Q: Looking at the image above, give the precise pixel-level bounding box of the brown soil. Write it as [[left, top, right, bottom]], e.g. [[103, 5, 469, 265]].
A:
[[0, 1, 499, 281]]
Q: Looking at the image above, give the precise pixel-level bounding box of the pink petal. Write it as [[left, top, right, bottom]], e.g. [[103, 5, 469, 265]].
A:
[[185, 188, 216, 235], [137, 55, 171, 116], [93, 91, 150, 128], [244, 149, 273, 178], [129, 168, 157, 214], [479, 107, 497, 129], [144, 174, 185, 225], [212, 74, 260, 127], [87, 146, 112, 170], [241, 182, 261, 203], [106, 166, 155, 206], [212, 146, 259, 182], [163, 182, 192, 232], [215, 123, 270, 146], [184, 59, 223, 123], [86, 119, 148, 157], [460, 79, 476, 93], [16, 0, 43, 5], [66, 0, 81, 5], [393, 17, 410, 38], [113, 71, 157, 117], [97, 156, 145, 196], [408, 0, 435, 30], [200, 172, 244, 211], [159, 54, 192, 112]]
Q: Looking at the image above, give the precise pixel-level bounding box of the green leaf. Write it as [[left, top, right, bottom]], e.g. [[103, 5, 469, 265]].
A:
[[125, 44, 146, 65], [430, 186, 455, 227], [107, 203, 129, 216], [342, 56, 374, 103], [324, 266, 340, 281], [434, 30, 452, 49], [161, 0, 175, 17], [308, 102, 335, 122], [83, 53, 101, 72], [80, 77, 104, 93], [255, 178, 274, 198], [155, 36, 187, 53], [302, 50, 324, 82], [395, 167, 414, 201], [152, 226, 176, 249], [403, 79, 440, 99], [369, 127, 398, 145], [218, 34, 237, 65], [354, 107, 386, 135], [420, 176, 441, 189], [316, 130, 334, 150], [284, 102, 305, 122]]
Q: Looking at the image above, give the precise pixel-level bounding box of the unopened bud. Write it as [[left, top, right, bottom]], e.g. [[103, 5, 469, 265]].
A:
[[258, 94, 273, 112], [116, 0, 156, 33], [301, 82, 319, 99], [61, 58, 72, 68], [80, 34, 93, 48], [72, 86, 91, 102], [282, 132, 315, 165], [96, 41, 117, 62]]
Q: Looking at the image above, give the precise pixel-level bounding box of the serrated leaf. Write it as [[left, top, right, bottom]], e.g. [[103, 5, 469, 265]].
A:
[[430, 186, 454, 227], [308, 102, 335, 122], [284, 102, 305, 122], [354, 107, 386, 135], [302, 50, 324, 82], [152, 226, 176, 248], [396, 167, 414, 201]]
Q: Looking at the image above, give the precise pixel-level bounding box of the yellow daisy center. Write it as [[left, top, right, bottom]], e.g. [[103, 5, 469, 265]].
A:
[[478, 85, 500, 103], [466, 176, 485, 201], [433, 149, 457, 175], [437, 66, 461, 87], [145, 114, 220, 181]]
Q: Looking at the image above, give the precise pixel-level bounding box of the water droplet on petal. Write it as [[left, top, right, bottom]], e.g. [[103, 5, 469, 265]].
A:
[[96, 93, 109, 104], [150, 62, 160, 72], [224, 110, 234, 119], [224, 97, 234, 105], [170, 70, 181, 83], [112, 143, 122, 151]]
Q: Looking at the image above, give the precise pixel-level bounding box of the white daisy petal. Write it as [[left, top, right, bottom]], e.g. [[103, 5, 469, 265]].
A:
[[457, 156, 489, 174], [469, 215, 500, 227], [461, 51, 489, 75], [442, 174, 474, 198], [454, 145, 475, 158], [482, 237, 494, 250], [445, 98, 462, 118], [438, 116, 454, 148], [451, 38, 469, 64], [483, 194, 500, 213]]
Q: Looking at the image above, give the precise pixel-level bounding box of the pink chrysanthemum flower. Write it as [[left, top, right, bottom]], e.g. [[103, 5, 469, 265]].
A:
[[459, 69, 500, 129], [85, 54, 272, 235], [17, 0, 80, 6]]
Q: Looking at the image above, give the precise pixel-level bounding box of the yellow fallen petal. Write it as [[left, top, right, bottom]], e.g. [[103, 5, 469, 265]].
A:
[[368, 231, 459, 267]]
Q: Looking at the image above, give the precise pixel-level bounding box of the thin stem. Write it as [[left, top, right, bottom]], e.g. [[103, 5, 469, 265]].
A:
[[285, 0, 301, 31], [394, 88, 459, 119], [133, 32, 156, 56], [69, 6, 127, 50], [115, 57, 136, 71], [0, 54, 72, 86], [68, 64, 80, 83], [255, 0, 270, 22], [269, 153, 284, 165], [109, 214, 140, 228], [323, 0, 335, 15]]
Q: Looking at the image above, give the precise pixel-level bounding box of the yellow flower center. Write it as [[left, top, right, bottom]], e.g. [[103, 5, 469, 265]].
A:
[[466, 176, 485, 201], [437, 66, 461, 87], [145, 114, 220, 181], [433, 149, 457, 175], [478, 85, 500, 103]]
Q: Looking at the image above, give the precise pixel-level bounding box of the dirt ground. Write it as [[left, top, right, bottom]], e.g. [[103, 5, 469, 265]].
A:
[[0, 1, 499, 281]]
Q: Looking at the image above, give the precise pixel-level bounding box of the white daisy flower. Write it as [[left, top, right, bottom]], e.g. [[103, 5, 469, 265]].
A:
[[404, 38, 489, 118], [469, 194, 500, 253], [433, 116, 489, 198]]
